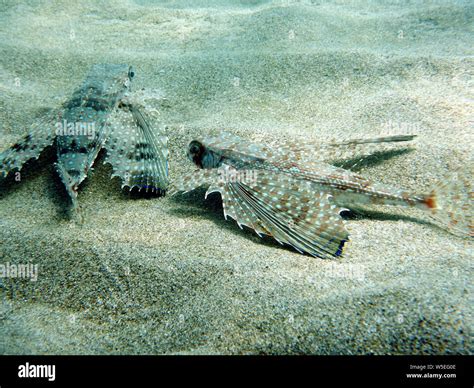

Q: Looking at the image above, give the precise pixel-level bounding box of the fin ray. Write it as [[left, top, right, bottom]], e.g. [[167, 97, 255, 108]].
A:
[[104, 103, 168, 192], [0, 112, 58, 177], [198, 166, 349, 258]]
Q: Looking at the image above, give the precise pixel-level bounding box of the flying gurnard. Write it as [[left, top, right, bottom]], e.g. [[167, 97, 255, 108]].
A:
[[170, 132, 472, 259], [0, 63, 169, 208]]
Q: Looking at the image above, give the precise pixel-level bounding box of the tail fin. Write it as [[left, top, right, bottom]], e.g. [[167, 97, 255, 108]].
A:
[[426, 168, 473, 237]]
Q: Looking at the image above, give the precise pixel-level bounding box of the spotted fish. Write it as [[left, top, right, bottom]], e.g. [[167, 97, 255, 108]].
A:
[[0, 64, 168, 208], [170, 132, 472, 258]]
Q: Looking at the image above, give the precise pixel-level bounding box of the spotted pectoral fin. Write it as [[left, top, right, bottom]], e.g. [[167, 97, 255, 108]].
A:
[[104, 105, 168, 192], [0, 114, 57, 178], [219, 169, 349, 258], [168, 168, 220, 196]]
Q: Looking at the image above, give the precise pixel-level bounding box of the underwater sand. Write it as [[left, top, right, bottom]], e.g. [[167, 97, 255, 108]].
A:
[[0, 0, 472, 354]]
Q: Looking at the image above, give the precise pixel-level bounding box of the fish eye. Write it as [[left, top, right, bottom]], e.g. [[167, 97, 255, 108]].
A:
[[128, 67, 135, 78], [188, 141, 202, 155]]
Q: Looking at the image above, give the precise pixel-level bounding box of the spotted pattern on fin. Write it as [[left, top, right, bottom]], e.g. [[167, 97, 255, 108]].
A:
[[104, 102, 168, 193], [168, 168, 219, 196], [172, 163, 349, 258], [220, 167, 349, 258], [0, 114, 57, 178]]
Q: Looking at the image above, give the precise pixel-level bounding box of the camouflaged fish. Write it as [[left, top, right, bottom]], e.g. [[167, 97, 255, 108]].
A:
[[170, 132, 472, 258], [0, 63, 168, 208]]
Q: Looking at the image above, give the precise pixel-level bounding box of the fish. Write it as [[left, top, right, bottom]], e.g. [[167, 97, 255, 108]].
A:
[[0, 64, 169, 208], [170, 132, 472, 259]]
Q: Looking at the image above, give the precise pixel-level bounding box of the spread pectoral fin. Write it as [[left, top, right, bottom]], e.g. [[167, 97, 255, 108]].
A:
[[0, 113, 57, 178], [104, 105, 168, 192], [168, 168, 220, 196], [215, 168, 350, 258]]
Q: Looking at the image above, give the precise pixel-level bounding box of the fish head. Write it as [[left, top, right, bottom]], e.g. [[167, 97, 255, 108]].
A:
[[84, 64, 135, 97], [187, 139, 223, 169]]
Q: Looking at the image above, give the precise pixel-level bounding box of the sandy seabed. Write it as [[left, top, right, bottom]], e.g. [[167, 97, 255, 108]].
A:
[[0, 0, 472, 354]]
